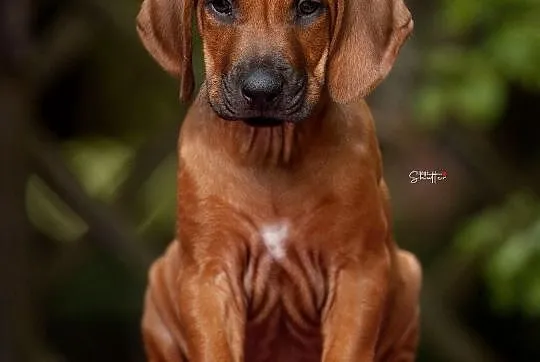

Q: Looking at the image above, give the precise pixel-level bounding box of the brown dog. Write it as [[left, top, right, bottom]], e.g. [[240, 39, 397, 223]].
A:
[[137, 0, 421, 361]]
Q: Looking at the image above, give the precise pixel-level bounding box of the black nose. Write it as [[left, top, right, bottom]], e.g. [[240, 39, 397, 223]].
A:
[[241, 68, 283, 106]]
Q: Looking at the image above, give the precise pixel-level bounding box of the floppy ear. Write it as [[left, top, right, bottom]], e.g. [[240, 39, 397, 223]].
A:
[[136, 0, 195, 102], [328, 0, 413, 103]]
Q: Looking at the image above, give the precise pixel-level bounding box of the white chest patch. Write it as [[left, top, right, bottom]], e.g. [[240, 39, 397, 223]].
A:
[[260, 222, 289, 260]]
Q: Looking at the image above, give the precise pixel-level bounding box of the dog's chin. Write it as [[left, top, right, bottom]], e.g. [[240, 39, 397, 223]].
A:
[[242, 117, 287, 128], [218, 113, 290, 128]]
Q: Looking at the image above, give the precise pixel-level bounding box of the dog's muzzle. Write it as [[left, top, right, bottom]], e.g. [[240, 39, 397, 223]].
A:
[[211, 57, 309, 126]]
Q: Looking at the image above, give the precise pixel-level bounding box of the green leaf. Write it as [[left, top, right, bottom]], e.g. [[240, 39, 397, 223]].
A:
[[457, 194, 540, 316], [64, 139, 134, 203], [455, 191, 539, 254], [26, 176, 88, 243], [451, 65, 507, 128], [487, 22, 540, 86]]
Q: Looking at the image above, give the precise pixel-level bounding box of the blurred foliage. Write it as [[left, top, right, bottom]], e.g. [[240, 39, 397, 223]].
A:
[[27, 139, 133, 243], [65, 140, 134, 202], [7, 0, 539, 360], [455, 191, 540, 316], [137, 154, 177, 235], [413, 0, 540, 319], [415, 0, 540, 128], [27, 176, 88, 243], [26, 138, 177, 243]]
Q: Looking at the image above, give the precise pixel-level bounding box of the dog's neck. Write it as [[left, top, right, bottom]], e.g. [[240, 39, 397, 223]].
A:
[[216, 113, 329, 168], [220, 121, 305, 166], [185, 90, 335, 169]]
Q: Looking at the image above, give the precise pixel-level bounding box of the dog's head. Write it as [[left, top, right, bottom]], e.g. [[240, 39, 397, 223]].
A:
[[137, 0, 412, 125]]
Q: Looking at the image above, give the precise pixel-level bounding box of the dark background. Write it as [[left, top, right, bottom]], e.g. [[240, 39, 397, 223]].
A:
[[1, 0, 539, 361]]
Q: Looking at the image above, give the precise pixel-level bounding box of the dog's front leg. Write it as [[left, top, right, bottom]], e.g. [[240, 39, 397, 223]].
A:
[[177, 258, 246, 362], [321, 250, 390, 362]]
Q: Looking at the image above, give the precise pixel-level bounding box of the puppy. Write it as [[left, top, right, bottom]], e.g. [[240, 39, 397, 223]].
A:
[[137, 0, 421, 361]]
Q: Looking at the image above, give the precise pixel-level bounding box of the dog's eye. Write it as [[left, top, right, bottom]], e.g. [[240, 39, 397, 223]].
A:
[[208, 0, 233, 16], [297, 0, 322, 17]]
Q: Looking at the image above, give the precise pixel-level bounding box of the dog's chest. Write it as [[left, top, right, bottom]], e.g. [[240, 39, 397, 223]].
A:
[[239, 218, 330, 361], [258, 221, 290, 260]]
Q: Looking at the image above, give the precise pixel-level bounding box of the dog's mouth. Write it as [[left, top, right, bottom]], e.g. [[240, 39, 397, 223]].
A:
[[208, 91, 310, 125], [208, 62, 312, 124]]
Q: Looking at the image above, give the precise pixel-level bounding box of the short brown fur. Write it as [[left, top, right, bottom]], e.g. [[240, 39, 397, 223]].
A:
[[137, 0, 421, 361]]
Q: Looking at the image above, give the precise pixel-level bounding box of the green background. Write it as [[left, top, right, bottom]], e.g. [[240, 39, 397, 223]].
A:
[[1, 0, 539, 361]]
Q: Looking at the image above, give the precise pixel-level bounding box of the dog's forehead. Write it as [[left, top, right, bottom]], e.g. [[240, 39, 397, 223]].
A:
[[237, 0, 294, 9], [229, 0, 307, 18]]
